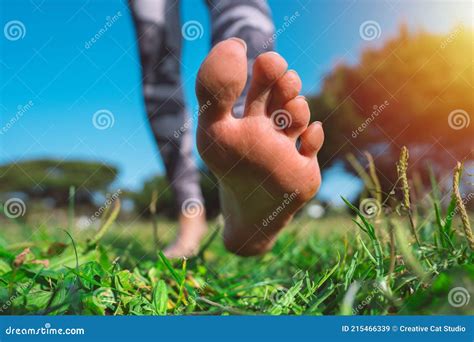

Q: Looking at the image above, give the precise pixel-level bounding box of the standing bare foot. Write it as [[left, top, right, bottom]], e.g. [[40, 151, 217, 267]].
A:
[[163, 212, 207, 258], [196, 38, 324, 256]]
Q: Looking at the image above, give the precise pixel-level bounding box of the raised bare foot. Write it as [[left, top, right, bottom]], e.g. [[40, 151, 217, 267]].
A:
[[196, 38, 324, 256], [163, 212, 207, 258]]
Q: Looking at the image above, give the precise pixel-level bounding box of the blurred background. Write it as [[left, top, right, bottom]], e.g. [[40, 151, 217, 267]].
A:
[[1, 0, 472, 225]]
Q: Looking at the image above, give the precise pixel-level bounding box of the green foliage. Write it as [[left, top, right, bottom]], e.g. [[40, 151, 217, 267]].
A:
[[0, 152, 472, 315], [0, 184, 472, 315], [400, 265, 474, 314], [309, 26, 473, 190]]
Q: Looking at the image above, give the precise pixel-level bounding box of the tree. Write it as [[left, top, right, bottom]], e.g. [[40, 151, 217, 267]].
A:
[[0, 159, 118, 206], [309, 26, 473, 191]]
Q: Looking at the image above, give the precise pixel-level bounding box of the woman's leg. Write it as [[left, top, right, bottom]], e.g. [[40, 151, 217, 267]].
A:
[[130, 0, 206, 257]]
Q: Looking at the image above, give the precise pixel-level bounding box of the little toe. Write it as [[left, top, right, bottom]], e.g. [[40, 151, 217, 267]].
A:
[[299, 121, 324, 157]]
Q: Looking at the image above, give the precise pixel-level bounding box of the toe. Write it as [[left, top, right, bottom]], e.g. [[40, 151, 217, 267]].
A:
[[270, 96, 310, 138], [244, 52, 288, 116], [268, 70, 302, 114], [196, 38, 248, 121], [299, 121, 324, 157]]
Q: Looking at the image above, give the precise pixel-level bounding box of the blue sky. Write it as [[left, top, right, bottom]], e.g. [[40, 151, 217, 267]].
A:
[[0, 0, 471, 204]]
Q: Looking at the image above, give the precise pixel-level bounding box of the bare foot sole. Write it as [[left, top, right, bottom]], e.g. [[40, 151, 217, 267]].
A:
[[196, 38, 324, 256]]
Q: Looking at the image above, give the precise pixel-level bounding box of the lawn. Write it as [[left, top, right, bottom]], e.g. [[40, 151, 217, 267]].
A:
[[0, 157, 473, 315]]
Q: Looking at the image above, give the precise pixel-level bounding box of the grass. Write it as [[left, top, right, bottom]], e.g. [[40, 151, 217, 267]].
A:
[[0, 154, 473, 315]]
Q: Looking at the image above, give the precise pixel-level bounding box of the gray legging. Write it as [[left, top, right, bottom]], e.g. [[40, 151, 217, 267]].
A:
[[129, 0, 274, 209]]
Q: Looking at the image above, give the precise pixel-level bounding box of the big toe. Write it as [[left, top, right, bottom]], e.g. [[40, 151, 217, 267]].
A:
[[244, 51, 288, 116], [196, 38, 248, 120]]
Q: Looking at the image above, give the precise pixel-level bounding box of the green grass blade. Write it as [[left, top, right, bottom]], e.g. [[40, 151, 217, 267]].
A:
[[87, 198, 121, 248], [443, 195, 456, 234], [157, 251, 183, 284], [152, 280, 168, 315], [357, 236, 377, 265], [344, 251, 359, 290], [68, 186, 75, 231], [342, 197, 375, 239], [393, 223, 428, 281], [316, 256, 340, 289]]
